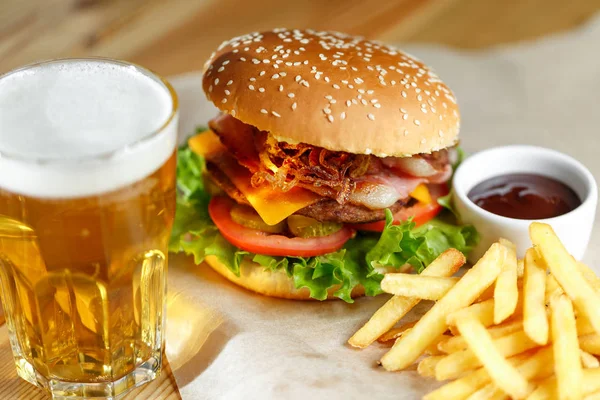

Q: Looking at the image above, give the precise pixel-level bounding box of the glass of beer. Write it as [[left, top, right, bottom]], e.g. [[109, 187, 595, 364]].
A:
[[0, 58, 178, 398]]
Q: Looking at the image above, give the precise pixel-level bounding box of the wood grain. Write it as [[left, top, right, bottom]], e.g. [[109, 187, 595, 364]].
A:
[[1, 0, 598, 75], [0, 325, 179, 399]]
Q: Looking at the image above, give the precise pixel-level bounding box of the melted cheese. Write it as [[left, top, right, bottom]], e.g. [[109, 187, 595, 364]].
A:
[[410, 184, 432, 204], [188, 131, 321, 225]]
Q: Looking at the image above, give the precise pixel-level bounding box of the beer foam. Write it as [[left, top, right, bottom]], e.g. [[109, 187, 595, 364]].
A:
[[0, 59, 177, 198]]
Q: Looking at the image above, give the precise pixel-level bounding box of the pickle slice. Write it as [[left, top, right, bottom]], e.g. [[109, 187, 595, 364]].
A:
[[287, 215, 343, 238], [230, 204, 286, 233]]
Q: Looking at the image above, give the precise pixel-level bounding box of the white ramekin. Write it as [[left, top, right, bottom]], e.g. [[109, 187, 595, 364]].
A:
[[453, 145, 598, 262]]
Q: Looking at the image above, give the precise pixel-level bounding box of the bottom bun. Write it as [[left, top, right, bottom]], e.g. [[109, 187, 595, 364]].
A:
[[205, 255, 365, 300]]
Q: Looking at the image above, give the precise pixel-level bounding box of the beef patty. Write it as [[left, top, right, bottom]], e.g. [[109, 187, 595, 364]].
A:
[[205, 161, 413, 224]]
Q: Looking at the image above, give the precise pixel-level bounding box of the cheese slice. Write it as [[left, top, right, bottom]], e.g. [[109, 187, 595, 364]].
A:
[[188, 129, 226, 155], [188, 131, 321, 225], [410, 184, 432, 204]]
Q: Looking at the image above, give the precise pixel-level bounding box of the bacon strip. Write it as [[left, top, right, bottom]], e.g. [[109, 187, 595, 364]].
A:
[[207, 114, 452, 210]]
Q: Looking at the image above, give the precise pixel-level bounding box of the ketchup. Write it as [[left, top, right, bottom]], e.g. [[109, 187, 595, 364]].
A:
[[467, 173, 581, 220]]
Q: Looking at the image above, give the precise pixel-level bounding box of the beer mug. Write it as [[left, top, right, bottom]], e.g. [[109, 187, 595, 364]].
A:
[[0, 59, 178, 398]]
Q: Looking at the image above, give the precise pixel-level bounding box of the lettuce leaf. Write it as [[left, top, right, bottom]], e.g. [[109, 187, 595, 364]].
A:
[[170, 142, 479, 302]]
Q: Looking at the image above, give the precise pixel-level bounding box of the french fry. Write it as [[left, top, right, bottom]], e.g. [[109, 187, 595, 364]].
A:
[[530, 222, 600, 334], [435, 330, 538, 380], [454, 314, 532, 399], [585, 392, 600, 400], [376, 321, 417, 344], [348, 249, 465, 348], [523, 248, 549, 345], [447, 299, 495, 327], [551, 295, 582, 400], [494, 239, 519, 324], [578, 316, 597, 337], [448, 297, 523, 329], [578, 262, 600, 292], [467, 384, 508, 400], [425, 335, 452, 356], [528, 368, 600, 400], [515, 346, 555, 382], [380, 244, 504, 371], [517, 259, 525, 278], [579, 334, 600, 356], [424, 353, 531, 400], [418, 355, 445, 378], [581, 350, 600, 368], [438, 319, 524, 354], [545, 274, 564, 306], [380, 274, 459, 300]]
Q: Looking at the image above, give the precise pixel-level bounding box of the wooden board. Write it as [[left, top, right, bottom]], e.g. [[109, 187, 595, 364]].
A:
[[0, 0, 599, 75], [0, 325, 180, 399]]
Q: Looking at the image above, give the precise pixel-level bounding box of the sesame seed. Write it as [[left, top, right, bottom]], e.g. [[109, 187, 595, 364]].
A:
[[403, 114, 408, 120], [348, 84, 354, 89], [330, 99, 336, 104], [231, 109, 236, 117], [248, 85, 255, 90], [346, 100, 351, 107], [333, 84, 340, 89], [327, 115, 334, 123], [421, 138, 427, 144], [404, 130, 408, 136], [292, 102, 297, 110], [263, 59, 270, 64], [280, 72, 287, 77], [218, 66, 225, 72], [250, 77, 256, 82], [227, 80, 233, 86], [240, 57, 247, 61], [295, 75, 301, 82], [341, 112, 346, 120], [288, 93, 295, 98], [214, 78, 220, 85], [374, 103, 381, 108], [272, 74, 280, 79], [302, 80, 309, 87], [401, 91, 407, 98], [323, 108, 331, 114], [272, 111, 281, 118], [225, 90, 231, 95], [279, 85, 284, 92], [260, 71, 266, 76], [367, 113, 375, 121], [414, 119, 421, 126], [260, 109, 268, 114], [221, 98, 227, 104], [252, 59, 260, 64], [352, 99, 358, 105], [354, 78, 364, 84], [258, 87, 265, 93], [370, 99, 378, 104], [361, 99, 368, 105], [439, 130, 444, 137], [209, 85, 213, 93]]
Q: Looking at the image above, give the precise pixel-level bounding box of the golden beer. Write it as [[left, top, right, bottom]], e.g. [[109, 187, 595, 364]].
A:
[[0, 58, 178, 398]]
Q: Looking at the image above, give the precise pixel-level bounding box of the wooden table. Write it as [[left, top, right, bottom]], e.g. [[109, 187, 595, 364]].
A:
[[0, 0, 599, 398]]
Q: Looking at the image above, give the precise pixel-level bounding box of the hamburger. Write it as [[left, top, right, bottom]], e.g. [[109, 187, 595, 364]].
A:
[[170, 29, 478, 301]]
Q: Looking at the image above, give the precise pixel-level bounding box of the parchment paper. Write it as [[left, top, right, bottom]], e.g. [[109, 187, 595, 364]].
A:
[[164, 16, 600, 399]]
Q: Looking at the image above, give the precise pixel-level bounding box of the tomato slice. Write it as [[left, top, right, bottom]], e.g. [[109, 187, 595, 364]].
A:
[[208, 197, 354, 257], [350, 184, 449, 232]]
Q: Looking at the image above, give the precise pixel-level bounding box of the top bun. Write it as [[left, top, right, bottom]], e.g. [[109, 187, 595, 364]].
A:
[[202, 29, 459, 157]]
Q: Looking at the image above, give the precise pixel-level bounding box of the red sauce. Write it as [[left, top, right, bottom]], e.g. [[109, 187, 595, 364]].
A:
[[467, 173, 581, 220]]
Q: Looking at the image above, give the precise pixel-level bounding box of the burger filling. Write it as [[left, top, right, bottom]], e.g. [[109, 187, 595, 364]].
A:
[[202, 114, 455, 225]]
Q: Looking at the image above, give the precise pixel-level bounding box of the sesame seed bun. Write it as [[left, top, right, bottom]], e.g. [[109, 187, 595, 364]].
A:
[[205, 255, 365, 300], [202, 29, 459, 157]]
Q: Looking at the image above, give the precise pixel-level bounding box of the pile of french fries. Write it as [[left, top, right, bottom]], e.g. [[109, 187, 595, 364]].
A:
[[349, 222, 600, 400]]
